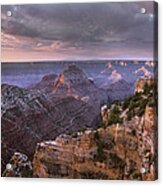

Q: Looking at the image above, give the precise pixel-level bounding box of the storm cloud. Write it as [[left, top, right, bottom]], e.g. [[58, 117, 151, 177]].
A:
[[1, 2, 156, 61]]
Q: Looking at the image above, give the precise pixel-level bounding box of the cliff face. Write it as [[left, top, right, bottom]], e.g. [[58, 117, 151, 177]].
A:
[[33, 127, 123, 179], [32, 104, 157, 180], [135, 77, 154, 93]]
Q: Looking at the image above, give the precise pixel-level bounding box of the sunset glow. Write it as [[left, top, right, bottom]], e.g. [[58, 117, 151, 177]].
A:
[[1, 2, 156, 62]]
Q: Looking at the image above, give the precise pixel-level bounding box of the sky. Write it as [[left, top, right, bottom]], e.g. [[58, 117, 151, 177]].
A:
[[1, 1, 156, 62]]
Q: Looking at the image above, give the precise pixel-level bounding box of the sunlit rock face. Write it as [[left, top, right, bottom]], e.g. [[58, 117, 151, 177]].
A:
[[33, 128, 123, 179], [141, 106, 157, 181], [32, 103, 157, 180], [135, 77, 154, 93], [1, 84, 101, 173], [100, 78, 157, 181]]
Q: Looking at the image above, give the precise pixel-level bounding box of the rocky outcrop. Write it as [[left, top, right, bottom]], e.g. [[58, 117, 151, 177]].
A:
[[1, 83, 101, 172], [135, 77, 154, 93], [32, 127, 123, 179], [32, 109, 157, 180], [2, 152, 33, 177], [32, 79, 157, 180]]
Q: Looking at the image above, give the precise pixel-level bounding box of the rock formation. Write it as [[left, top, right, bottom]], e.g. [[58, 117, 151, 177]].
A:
[[2, 152, 33, 177], [32, 107, 157, 180], [1, 83, 101, 172], [135, 77, 154, 93], [31, 78, 157, 180], [1, 73, 157, 180], [30, 64, 109, 109], [29, 74, 58, 92]]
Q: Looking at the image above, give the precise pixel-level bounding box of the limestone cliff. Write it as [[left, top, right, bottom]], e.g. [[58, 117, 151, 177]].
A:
[[135, 77, 154, 93], [32, 104, 157, 180]]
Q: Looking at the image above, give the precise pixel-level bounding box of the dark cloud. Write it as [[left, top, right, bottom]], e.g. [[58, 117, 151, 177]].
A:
[[4, 19, 40, 37], [1, 2, 156, 61]]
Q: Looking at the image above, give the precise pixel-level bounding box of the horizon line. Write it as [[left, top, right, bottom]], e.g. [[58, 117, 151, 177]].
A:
[[2, 58, 155, 63]]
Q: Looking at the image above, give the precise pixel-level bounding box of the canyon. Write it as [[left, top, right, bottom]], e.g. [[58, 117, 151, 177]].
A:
[[31, 78, 157, 180], [1, 65, 108, 172]]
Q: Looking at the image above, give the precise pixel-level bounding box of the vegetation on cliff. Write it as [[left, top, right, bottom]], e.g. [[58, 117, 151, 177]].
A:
[[94, 131, 106, 162], [125, 81, 156, 120], [101, 78, 157, 126]]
